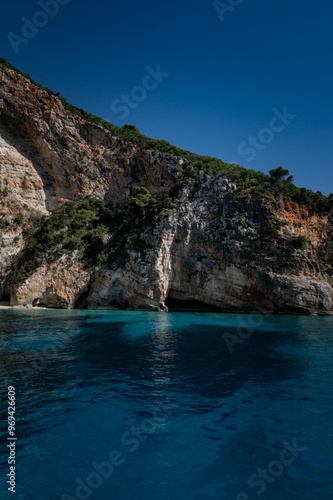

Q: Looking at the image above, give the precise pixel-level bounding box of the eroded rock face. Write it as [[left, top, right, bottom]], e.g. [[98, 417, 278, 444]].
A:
[[0, 63, 183, 290], [1, 61, 333, 313], [85, 178, 333, 314], [11, 255, 90, 309]]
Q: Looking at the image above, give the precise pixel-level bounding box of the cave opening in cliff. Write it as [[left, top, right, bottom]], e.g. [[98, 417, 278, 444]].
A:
[[165, 295, 222, 312], [110, 298, 130, 310], [74, 290, 90, 310], [0, 291, 10, 304]]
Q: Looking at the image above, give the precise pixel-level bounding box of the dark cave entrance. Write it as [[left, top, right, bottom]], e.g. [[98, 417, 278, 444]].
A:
[[74, 290, 90, 310], [165, 295, 222, 312]]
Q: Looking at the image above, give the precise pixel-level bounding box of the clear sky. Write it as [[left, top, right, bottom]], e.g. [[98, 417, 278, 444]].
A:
[[1, 0, 332, 194]]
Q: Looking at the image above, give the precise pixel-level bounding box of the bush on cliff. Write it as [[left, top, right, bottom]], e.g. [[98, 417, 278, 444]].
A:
[[10, 189, 172, 286]]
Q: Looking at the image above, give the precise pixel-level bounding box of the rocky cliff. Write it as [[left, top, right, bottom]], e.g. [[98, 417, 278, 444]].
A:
[[0, 58, 332, 314]]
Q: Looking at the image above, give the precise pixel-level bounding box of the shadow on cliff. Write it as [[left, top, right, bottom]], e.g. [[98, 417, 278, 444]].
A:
[[0, 112, 71, 211]]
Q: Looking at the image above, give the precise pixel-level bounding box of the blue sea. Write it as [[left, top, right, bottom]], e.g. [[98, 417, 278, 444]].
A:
[[0, 310, 333, 500]]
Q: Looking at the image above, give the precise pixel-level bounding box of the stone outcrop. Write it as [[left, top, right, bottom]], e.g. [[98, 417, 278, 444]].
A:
[[84, 178, 333, 314], [10, 255, 90, 309], [1, 60, 332, 314]]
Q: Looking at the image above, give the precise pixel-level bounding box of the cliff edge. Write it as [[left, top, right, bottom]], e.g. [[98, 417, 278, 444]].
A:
[[1, 58, 332, 314]]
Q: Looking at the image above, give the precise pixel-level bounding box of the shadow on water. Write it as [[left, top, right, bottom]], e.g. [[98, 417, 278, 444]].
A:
[[0, 313, 312, 400], [1, 311, 331, 414], [1, 312, 333, 499], [0, 313, 308, 455]]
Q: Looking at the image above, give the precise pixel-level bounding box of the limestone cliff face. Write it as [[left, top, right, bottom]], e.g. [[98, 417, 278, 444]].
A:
[[0, 61, 181, 276], [86, 178, 333, 314], [1, 60, 332, 314]]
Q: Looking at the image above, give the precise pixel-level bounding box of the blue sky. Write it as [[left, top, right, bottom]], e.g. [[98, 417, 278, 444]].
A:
[[1, 0, 332, 194]]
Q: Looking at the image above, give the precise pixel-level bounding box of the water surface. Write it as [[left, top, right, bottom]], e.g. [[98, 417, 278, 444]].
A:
[[0, 310, 332, 499]]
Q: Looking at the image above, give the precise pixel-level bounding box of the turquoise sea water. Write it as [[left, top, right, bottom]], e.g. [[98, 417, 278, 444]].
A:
[[0, 310, 333, 500]]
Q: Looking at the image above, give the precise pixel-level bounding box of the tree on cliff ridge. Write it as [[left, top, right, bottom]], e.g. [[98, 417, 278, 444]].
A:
[[269, 166, 294, 205]]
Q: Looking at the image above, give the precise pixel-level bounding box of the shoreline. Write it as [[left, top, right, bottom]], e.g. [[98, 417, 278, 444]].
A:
[[0, 303, 332, 316], [0, 303, 48, 310]]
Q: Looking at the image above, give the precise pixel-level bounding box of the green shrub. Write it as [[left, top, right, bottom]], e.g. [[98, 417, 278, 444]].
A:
[[10, 192, 174, 285], [123, 124, 139, 133], [290, 235, 308, 250], [0, 218, 10, 229], [13, 213, 24, 225], [264, 225, 279, 238], [130, 187, 156, 210]]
